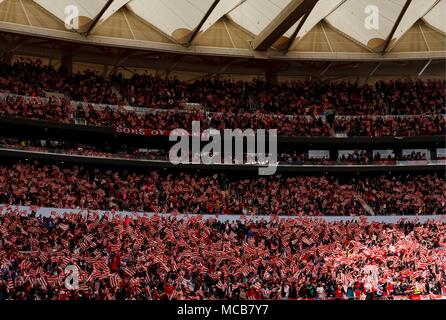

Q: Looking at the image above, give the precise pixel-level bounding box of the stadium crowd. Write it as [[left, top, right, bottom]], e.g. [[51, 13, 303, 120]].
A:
[[356, 175, 445, 216], [113, 74, 446, 115], [0, 209, 444, 300], [0, 59, 445, 302], [1, 60, 445, 116], [0, 162, 444, 216], [0, 61, 120, 104], [1, 95, 444, 137]]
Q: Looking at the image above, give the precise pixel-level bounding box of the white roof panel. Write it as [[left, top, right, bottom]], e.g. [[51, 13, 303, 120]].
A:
[[391, 0, 438, 44], [423, 0, 446, 33], [199, 0, 245, 33], [227, 0, 294, 36], [325, 0, 405, 47], [294, 0, 345, 39], [34, 0, 107, 22], [127, 0, 214, 37], [99, 0, 132, 25], [284, 19, 301, 38], [9, 0, 445, 53]]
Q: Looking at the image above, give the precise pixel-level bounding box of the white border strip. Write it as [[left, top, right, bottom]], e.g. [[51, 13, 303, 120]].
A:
[[1, 205, 445, 224]]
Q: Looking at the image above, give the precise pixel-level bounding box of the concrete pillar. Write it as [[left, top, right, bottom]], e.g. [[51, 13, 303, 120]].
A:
[[430, 148, 437, 160], [165, 69, 171, 80], [61, 55, 73, 73], [102, 65, 109, 78], [265, 70, 278, 85], [2, 51, 13, 64], [394, 147, 402, 160], [329, 149, 338, 161]]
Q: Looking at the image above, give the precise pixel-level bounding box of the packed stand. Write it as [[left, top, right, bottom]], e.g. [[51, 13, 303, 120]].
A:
[[357, 174, 445, 215], [334, 115, 445, 137], [0, 210, 445, 300], [0, 95, 444, 137], [0, 162, 444, 216], [1, 60, 445, 116], [0, 60, 120, 104]]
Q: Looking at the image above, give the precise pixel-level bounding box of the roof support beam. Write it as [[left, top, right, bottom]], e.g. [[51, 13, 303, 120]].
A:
[[381, 0, 412, 55], [84, 0, 115, 37], [168, 56, 184, 71], [417, 22, 431, 51], [253, 0, 318, 51], [387, 0, 440, 52], [8, 36, 28, 53], [320, 61, 333, 77], [282, 8, 312, 54], [116, 50, 152, 65], [218, 59, 243, 74], [417, 59, 432, 78], [368, 61, 382, 77], [288, 0, 347, 49], [185, 0, 221, 46]]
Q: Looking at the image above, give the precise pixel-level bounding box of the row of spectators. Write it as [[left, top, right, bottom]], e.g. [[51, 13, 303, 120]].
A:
[[0, 60, 120, 105], [0, 60, 444, 115], [0, 138, 168, 161], [400, 151, 428, 161], [334, 115, 445, 137], [356, 174, 445, 216], [0, 138, 434, 165], [338, 151, 426, 164], [0, 162, 444, 216], [114, 74, 446, 116], [0, 209, 444, 300], [1, 96, 444, 137], [337, 151, 424, 164]]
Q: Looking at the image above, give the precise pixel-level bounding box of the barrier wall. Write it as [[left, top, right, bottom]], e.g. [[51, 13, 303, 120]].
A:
[[1, 205, 445, 224], [1, 148, 445, 173], [1, 116, 444, 148]]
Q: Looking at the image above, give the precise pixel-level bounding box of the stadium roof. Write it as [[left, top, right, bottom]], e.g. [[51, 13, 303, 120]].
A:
[[0, 0, 444, 61]]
